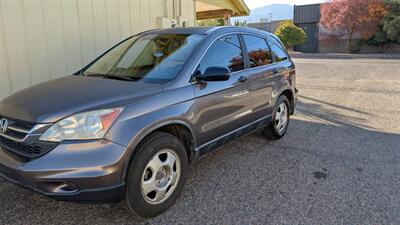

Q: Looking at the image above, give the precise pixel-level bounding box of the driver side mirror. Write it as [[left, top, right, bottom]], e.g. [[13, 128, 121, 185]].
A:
[[199, 66, 230, 82]]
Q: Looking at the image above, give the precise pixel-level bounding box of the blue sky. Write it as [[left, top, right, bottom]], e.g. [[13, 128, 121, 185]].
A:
[[244, 0, 326, 9]]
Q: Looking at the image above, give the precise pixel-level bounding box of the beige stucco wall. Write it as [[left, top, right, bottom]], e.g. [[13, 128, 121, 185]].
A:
[[0, 0, 196, 100]]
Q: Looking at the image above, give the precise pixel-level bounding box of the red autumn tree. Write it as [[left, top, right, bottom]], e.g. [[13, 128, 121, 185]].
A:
[[321, 0, 387, 50]]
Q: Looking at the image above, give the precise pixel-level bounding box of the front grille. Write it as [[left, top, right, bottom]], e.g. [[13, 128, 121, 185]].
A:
[[0, 115, 56, 158], [9, 119, 35, 131], [0, 135, 57, 158]]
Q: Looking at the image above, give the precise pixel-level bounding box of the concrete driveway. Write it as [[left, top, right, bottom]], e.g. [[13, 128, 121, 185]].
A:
[[1, 58, 399, 225]]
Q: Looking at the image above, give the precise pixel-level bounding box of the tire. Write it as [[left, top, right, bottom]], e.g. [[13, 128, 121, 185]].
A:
[[263, 95, 291, 140], [125, 131, 188, 218]]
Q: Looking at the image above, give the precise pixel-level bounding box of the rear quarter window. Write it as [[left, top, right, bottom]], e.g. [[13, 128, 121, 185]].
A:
[[268, 37, 289, 63]]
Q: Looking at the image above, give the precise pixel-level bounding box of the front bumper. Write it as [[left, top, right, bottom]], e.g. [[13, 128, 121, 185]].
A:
[[0, 140, 128, 202]]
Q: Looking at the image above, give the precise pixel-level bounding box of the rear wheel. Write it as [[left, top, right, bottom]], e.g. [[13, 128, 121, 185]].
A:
[[125, 132, 188, 218], [263, 95, 290, 140]]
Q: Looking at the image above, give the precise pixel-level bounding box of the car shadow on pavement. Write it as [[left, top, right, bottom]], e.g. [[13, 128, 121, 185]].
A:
[[298, 95, 373, 116], [295, 95, 374, 130], [0, 100, 399, 224]]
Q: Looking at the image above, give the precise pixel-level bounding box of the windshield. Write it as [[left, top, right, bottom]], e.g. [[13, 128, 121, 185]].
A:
[[84, 33, 205, 83]]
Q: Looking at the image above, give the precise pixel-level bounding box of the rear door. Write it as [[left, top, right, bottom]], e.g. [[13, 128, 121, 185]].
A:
[[240, 34, 275, 119]]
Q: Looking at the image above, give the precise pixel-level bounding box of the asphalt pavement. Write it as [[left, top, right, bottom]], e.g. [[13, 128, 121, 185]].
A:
[[1, 58, 399, 225]]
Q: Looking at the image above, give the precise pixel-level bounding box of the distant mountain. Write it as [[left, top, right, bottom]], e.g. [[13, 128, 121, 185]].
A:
[[231, 4, 294, 24]]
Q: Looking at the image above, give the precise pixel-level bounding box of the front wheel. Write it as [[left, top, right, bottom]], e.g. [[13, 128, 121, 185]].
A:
[[125, 132, 188, 218], [263, 95, 290, 140]]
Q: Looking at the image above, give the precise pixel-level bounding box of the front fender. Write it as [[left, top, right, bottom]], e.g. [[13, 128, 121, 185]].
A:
[[104, 85, 197, 181], [111, 101, 197, 181]]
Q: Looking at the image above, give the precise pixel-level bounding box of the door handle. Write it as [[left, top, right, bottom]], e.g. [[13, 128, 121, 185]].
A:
[[238, 76, 247, 83]]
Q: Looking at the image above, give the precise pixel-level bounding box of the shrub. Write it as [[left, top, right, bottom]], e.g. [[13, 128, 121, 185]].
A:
[[348, 44, 362, 54], [274, 21, 307, 49]]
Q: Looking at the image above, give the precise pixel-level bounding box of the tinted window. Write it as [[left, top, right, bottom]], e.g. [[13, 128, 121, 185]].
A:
[[268, 38, 288, 62], [199, 34, 244, 74], [243, 35, 272, 68], [84, 34, 204, 83]]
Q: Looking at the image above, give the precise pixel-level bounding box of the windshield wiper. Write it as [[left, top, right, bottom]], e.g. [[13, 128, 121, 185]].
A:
[[88, 74, 138, 81]]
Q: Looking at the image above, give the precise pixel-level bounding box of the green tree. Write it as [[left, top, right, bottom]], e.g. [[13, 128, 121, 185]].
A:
[[370, 0, 400, 47], [274, 21, 307, 49], [383, 0, 400, 43]]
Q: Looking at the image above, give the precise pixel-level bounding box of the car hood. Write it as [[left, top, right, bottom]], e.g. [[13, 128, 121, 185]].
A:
[[0, 75, 163, 123]]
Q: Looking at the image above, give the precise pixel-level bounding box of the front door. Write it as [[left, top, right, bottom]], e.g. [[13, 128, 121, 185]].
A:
[[192, 34, 254, 149]]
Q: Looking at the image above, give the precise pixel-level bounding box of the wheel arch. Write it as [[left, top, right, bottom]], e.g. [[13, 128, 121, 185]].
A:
[[121, 119, 197, 181], [277, 88, 295, 115]]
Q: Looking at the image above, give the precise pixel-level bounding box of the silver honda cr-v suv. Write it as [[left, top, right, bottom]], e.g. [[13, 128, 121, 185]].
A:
[[0, 26, 297, 217]]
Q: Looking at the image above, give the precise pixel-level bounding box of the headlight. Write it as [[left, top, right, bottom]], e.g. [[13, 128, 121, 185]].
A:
[[40, 108, 122, 142]]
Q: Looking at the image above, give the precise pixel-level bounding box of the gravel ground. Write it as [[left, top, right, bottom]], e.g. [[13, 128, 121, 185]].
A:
[[1, 58, 400, 225]]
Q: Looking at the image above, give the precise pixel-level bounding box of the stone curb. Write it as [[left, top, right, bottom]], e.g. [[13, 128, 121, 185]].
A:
[[289, 53, 400, 59]]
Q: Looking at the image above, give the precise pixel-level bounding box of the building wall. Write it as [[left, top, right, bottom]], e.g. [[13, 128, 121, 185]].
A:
[[294, 22, 319, 53], [293, 4, 320, 24], [318, 38, 400, 54], [246, 20, 289, 34], [318, 23, 400, 53], [0, 0, 196, 99], [293, 4, 321, 53]]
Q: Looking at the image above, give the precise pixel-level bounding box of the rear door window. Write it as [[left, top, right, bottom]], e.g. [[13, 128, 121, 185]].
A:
[[242, 35, 272, 68]]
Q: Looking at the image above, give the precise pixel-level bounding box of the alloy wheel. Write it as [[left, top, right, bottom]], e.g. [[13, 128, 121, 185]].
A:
[[141, 149, 181, 204], [275, 102, 289, 135]]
